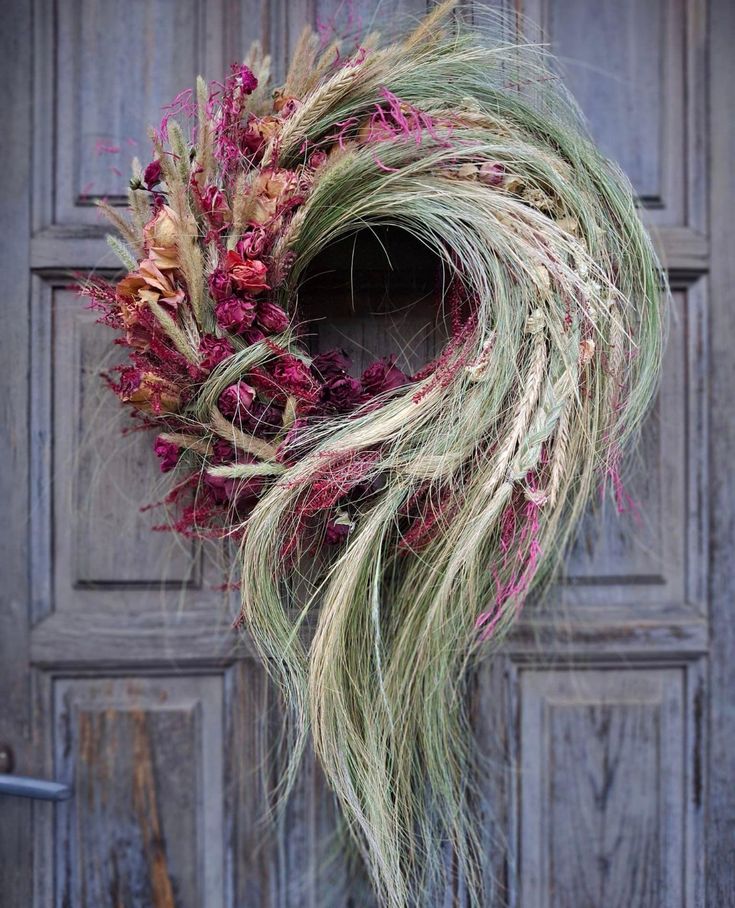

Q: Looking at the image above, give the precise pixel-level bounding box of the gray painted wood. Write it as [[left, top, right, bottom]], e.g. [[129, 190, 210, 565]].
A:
[[515, 664, 702, 907], [0, 0, 724, 905], [0, 0, 33, 904], [49, 675, 224, 908], [706, 0, 735, 901]]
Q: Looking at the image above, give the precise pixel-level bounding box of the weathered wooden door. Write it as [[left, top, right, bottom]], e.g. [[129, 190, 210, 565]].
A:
[[1, 1, 733, 905]]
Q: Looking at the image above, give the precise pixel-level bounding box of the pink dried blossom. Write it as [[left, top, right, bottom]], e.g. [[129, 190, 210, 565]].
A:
[[257, 301, 289, 333], [237, 227, 268, 258], [199, 334, 235, 372], [225, 251, 270, 293], [218, 381, 256, 418], [153, 436, 180, 472], [362, 356, 408, 394], [215, 296, 257, 333], [208, 268, 233, 302]]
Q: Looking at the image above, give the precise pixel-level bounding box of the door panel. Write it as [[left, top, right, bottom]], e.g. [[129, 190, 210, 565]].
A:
[[52, 674, 224, 908]]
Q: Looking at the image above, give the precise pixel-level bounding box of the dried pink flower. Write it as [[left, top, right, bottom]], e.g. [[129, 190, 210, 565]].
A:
[[361, 356, 408, 394], [218, 381, 256, 418], [199, 334, 235, 372], [154, 436, 180, 472], [257, 301, 289, 333], [225, 251, 270, 293], [215, 296, 257, 333], [237, 227, 268, 258], [208, 268, 233, 302], [275, 356, 316, 394]]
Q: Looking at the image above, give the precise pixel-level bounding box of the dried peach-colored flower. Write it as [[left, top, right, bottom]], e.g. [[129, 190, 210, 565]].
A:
[[249, 168, 299, 224], [143, 205, 180, 269], [120, 371, 182, 414]]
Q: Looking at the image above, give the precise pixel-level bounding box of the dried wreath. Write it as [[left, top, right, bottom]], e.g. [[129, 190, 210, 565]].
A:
[[84, 3, 666, 905]]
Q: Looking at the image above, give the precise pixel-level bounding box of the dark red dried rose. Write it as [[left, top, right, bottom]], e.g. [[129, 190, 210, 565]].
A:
[[242, 327, 267, 346], [312, 348, 352, 381], [362, 356, 408, 395], [215, 296, 257, 334], [218, 381, 256, 419], [243, 400, 284, 437], [153, 436, 179, 472], [325, 514, 352, 544], [208, 268, 233, 302], [272, 355, 318, 398], [320, 375, 364, 413], [257, 301, 289, 333], [199, 334, 235, 372], [143, 159, 162, 189], [211, 439, 236, 464]]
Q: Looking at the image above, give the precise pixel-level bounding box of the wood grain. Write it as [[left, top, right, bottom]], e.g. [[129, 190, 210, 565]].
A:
[[0, 0, 33, 903], [706, 0, 735, 901]]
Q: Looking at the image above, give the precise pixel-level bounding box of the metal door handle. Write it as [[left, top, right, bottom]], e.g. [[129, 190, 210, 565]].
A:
[[0, 774, 72, 801]]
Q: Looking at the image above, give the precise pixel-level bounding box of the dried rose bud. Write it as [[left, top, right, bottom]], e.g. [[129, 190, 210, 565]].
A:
[[143, 159, 162, 189], [362, 357, 408, 395], [199, 334, 235, 372], [257, 301, 289, 333], [153, 436, 180, 472], [215, 296, 257, 334], [218, 381, 256, 419]]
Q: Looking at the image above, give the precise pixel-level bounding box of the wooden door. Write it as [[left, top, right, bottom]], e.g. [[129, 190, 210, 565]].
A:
[[1, 1, 732, 905]]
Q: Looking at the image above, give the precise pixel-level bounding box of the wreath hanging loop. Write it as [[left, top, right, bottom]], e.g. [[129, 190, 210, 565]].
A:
[[85, 2, 667, 904]]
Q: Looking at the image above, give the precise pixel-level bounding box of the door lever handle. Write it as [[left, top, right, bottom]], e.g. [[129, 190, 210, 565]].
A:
[[0, 774, 72, 801]]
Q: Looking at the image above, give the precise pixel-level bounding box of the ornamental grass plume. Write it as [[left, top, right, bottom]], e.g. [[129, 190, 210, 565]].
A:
[[85, 2, 667, 904]]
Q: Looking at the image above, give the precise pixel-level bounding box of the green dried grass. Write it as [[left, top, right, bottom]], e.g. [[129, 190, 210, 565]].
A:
[[227, 7, 666, 906], [101, 3, 666, 903]]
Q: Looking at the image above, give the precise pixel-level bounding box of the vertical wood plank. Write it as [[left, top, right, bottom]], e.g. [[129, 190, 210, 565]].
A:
[[707, 0, 735, 901], [0, 0, 33, 903]]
